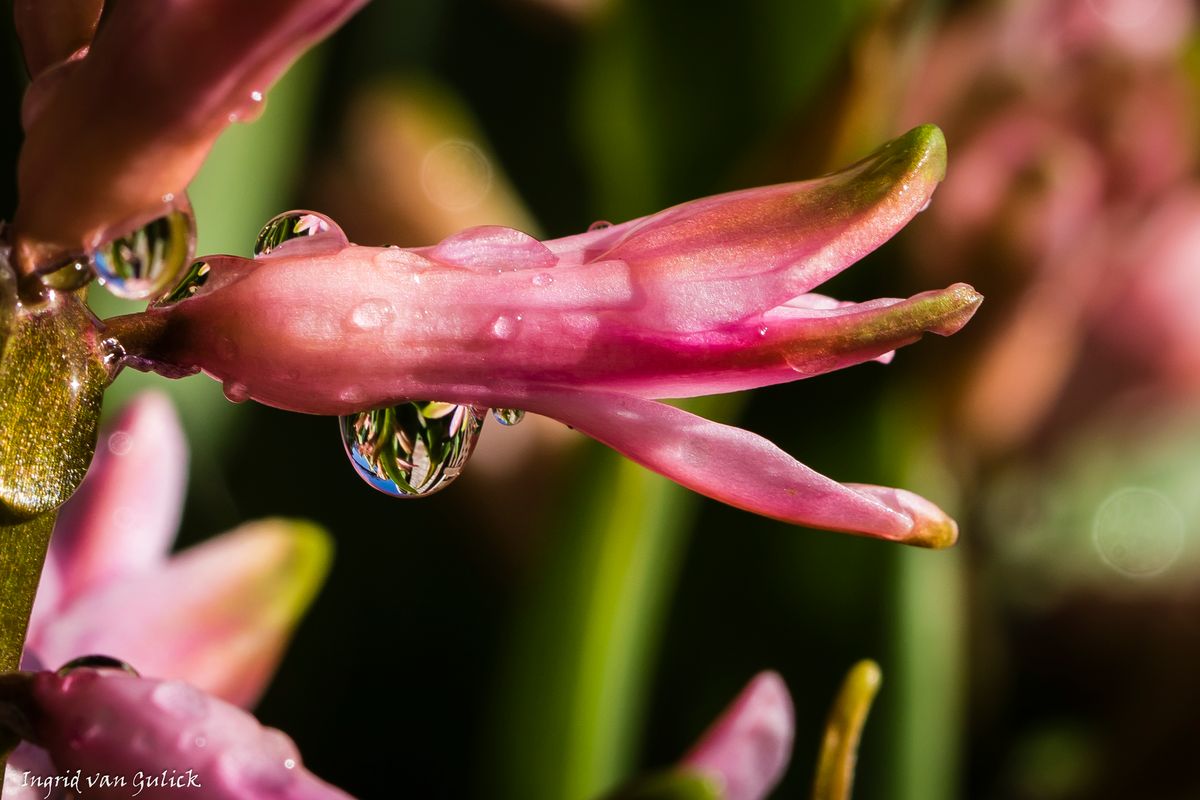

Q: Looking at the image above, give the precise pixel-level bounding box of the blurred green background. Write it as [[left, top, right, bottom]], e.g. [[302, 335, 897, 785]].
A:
[[6, 1, 1200, 798]]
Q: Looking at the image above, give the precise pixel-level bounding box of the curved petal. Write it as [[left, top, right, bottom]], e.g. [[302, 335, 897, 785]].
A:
[[31, 521, 332, 708], [3, 743, 67, 800], [44, 392, 185, 605], [519, 390, 958, 546], [13, 0, 103, 78], [25, 670, 354, 800], [681, 672, 795, 800], [13, 0, 367, 271]]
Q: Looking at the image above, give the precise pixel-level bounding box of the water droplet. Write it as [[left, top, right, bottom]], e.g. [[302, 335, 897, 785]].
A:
[[42, 258, 93, 291], [223, 382, 249, 403], [757, 325, 769, 337], [491, 315, 518, 339], [253, 210, 347, 258], [56, 654, 140, 677], [918, 197, 932, 213], [1093, 487, 1185, 576], [219, 729, 302, 793], [492, 408, 525, 426], [588, 220, 613, 231], [155, 260, 211, 306], [107, 430, 132, 456], [532, 272, 554, 287], [347, 299, 395, 331], [339, 401, 484, 498], [151, 680, 208, 721], [93, 205, 196, 300]]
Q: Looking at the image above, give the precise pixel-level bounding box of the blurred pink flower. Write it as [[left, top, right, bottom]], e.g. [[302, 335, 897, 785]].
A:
[[4, 394, 330, 798], [901, 0, 1198, 452], [680, 672, 795, 800], [112, 125, 982, 547]]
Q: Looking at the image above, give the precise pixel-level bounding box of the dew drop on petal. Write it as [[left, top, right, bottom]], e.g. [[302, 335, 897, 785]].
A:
[[253, 210, 347, 258], [154, 260, 211, 306], [219, 729, 302, 793], [93, 205, 196, 300], [347, 299, 396, 331], [491, 315, 518, 339], [42, 258, 94, 292], [151, 680, 208, 721], [532, 272, 554, 287], [339, 401, 484, 498], [492, 408, 525, 426], [588, 220, 613, 231], [56, 654, 140, 677]]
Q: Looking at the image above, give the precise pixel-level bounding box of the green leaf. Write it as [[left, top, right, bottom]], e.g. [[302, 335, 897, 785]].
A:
[[0, 291, 107, 520]]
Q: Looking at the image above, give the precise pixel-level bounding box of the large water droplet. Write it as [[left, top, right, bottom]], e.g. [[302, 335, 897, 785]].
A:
[[253, 210, 347, 258], [155, 260, 211, 306], [492, 408, 525, 426], [339, 401, 483, 497], [56, 654, 140, 677], [93, 205, 196, 300]]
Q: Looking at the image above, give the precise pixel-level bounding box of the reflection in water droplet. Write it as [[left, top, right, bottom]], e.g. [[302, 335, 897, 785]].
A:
[[93, 205, 196, 300], [588, 220, 613, 231], [339, 401, 483, 498], [155, 260, 211, 306], [56, 654, 140, 677], [1092, 487, 1185, 576], [42, 259, 93, 292], [492, 408, 525, 426], [253, 210, 344, 257]]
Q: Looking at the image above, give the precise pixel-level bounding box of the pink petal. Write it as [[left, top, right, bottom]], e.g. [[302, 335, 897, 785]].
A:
[[31, 520, 332, 708], [27, 670, 353, 800], [3, 743, 67, 800], [517, 389, 958, 546], [13, 0, 102, 78], [46, 392, 185, 605], [13, 0, 366, 271], [681, 672, 795, 800]]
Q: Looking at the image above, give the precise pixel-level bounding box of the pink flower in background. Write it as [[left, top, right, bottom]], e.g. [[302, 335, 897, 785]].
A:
[[680, 672, 795, 800], [4, 394, 330, 798], [111, 125, 981, 548], [902, 0, 1198, 452]]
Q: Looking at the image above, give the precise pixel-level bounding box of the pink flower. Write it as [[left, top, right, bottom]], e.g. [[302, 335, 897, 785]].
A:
[[4, 394, 330, 798], [11, 0, 366, 273], [680, 672, 795, 800], [111, 124, 982, 548]]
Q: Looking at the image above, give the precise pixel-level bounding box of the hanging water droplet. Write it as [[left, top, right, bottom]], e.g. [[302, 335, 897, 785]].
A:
[[93, 205, 196, 300], [492, 408, 525, 426], [253, 210, 346, 258], [42, 258, 94, 292], [155, 260, 211, 306], [222, 381, 249, 404], [56, 654, 140, 677], [339, 401, 483, 498], [588, 220, 613, 231]]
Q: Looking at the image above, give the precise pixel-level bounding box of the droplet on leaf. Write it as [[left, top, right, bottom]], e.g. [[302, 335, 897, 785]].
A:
[[92, 204, 196, 300], [339, 401, 483, 497]]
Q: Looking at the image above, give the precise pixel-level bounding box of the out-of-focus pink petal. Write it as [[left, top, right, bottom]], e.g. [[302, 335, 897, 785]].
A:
[[13, 0, 366, 272], [30, 521, 332, 708], [681, 672, 795, 800], [3, 742, 67, 800], [13, 0, 102, 78], [519, 390, 958, 546], [26, 669, 354, 800], [38, 392, 185, 610]]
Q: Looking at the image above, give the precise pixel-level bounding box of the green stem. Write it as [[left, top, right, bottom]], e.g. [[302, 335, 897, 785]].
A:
[[0, 512, 55, 782]]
